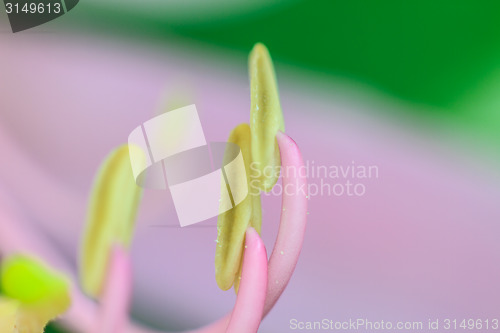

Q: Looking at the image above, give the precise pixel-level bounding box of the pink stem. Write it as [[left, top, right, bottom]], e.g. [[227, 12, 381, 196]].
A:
[[264, 131, 308, 316], [226, 228, 268, 333], [95, 246, 133, 333]]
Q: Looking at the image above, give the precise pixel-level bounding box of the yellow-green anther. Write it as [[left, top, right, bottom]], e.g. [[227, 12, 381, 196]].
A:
[[249, 43, 285, 192], [0, 256, 71, 332], [80, 144, 143, 298], [215, 124, 262, 292]]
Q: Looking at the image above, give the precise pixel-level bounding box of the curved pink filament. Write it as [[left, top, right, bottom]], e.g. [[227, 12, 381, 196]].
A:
[[264, 131, 308, 316], [95, 245, 133, 333], [226, 227, 268, 333]]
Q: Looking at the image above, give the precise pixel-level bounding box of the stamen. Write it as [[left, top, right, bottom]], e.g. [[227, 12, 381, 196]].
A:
[[226, 228, 267, 333], [264, 131, 308, 316], [249, 43, 285, 192], [95, 246, 132, 333], [215, 124, 262, 292], [80, 145, 143, 298]]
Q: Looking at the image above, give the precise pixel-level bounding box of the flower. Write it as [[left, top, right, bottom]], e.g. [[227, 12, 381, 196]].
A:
[[0, 43, 308, 333]]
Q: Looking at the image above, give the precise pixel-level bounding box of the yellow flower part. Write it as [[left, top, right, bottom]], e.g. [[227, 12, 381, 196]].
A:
[[215, 124, 262, 292], [249, 43, 285, 192], [80, 144, 143, 298], [0, 298, 19, 332], [0, 256, 71, 333]]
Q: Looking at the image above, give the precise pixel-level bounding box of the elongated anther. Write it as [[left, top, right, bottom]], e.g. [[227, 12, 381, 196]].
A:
[[249, 43, 285, 192], [80, 145, 143, 298], [215, 124, 262, 292]]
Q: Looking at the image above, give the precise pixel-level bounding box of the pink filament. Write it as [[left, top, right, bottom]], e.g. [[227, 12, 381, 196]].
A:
[[226, 228, 268, 333], [264, 131, 308, 315], [95, 245, 133, 333]]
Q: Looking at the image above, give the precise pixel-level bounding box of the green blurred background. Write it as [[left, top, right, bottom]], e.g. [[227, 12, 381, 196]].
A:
[[80, 0, 500, 107], [54, 0, 500, 156]]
